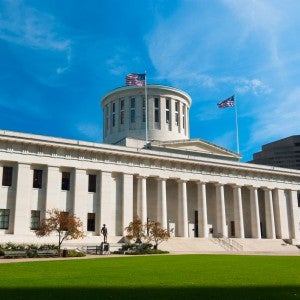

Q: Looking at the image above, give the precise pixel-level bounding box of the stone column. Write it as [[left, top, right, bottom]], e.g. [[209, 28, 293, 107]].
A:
[[233, 185, 244, 238], [273, 189, 289, 239], [178, 180, 188, 237], [137, 176, 147, 224], [264, 188, 276, 239], [73, 169, 88, 232], [157, 178, 167, 229], [216, 184, 227, 237], [13, 163, 31, 235], [250, 187, 261, 238], [197, 181, 208, 237], [45, 166, 60, 216], [98, 171, 112, 235], [122, 173, 133, 233], [288, 190, 300, 239]]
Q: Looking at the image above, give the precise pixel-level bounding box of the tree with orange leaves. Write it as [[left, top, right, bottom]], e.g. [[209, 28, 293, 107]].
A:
[[35, 209, 84, 256]]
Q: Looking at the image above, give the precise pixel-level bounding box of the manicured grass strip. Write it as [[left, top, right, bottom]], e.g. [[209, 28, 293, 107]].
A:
[[0, 255, 299, 299]]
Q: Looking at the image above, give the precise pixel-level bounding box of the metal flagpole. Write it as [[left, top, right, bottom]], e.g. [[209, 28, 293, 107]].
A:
[[234, 95, 240, 154], [144, 72, 148, 144]]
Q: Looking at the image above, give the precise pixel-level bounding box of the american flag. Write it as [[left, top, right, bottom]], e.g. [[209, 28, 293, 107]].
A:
[[125, 73, 146, 86], [217, 95, 235, 108]]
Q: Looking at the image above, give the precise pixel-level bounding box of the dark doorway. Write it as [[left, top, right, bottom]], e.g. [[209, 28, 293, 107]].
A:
[[194, 210, 198, 237], [230, 221, 235, 237]]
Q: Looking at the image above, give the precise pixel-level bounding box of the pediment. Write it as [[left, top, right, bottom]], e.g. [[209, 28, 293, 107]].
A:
[[150, 139, 241, 161]]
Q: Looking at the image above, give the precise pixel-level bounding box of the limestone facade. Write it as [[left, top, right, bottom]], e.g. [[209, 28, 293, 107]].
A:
[[0, 84, 299, 245], [0, 130, 299, 244]]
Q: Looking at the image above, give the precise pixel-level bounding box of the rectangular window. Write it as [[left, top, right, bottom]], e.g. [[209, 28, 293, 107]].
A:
[[175, 101, 179, 126], [88, 174, 97, 193], [0, 209, 9, 229], [112, 102, 116, 127], [166, 98, 170, 123], [2, 166, 13, 187], [298, 193, 300, 207], [130, 97, 135, 123], [105, 105, 109, 134], [154, 97, 160, 123], [87, 213, 96, 231], [120, 99, 125, 124], [30, 210, 40, 230], [61, 172, 70, 191], [182, 105, 186, 129], [61, 211, 69, 231], [33, 169, 43, 189]]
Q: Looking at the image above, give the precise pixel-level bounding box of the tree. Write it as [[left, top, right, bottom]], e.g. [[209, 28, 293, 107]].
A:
[[125, 217, 145, 243], [35, 209, 84, 255], [147, 220, 170, 250]]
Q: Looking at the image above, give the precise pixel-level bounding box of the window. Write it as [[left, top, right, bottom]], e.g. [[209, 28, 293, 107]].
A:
[[2, 166, 13, 187], [166, 98, 170, 123], [130, 98, 135, 123], [175, 101, 179, 126], [0, 209, 9, 229], [154, 97, 160, 122], [120, 99, 125, 124], [33, 169, 43, 189], [298, 193, 300, 207], [87, 213, 96, 231], [61, 211, 69, 231], [105, 105, 109, 133], [88, 174, 97, 193], [112, 102, 116, 127], [30, 210, 40, 230], [61, 172, 70, 191], [182, 105, 186, 129]]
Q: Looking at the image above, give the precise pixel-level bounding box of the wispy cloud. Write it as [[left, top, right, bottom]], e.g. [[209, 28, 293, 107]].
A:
[[250, 87, 300, 143], [0, 0, 72, 74], [146, 0, 300, 159]]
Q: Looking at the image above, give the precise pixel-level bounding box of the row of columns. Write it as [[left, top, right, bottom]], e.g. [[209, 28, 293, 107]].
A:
[[5, 163, 300, 240], [136, 176, 300, 240]]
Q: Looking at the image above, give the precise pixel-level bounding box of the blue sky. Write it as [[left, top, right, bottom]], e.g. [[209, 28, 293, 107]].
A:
[[1, 0, 300, 162]]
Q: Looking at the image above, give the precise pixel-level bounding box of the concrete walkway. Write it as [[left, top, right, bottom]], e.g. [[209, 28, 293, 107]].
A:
[[0, 250, 299, 264]]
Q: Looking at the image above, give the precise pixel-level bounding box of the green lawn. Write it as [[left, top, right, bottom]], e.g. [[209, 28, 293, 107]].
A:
[[0, 254, 299, 299]]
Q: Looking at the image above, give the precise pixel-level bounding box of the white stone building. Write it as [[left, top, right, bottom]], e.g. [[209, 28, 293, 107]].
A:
[[0, 85, 299, 245]]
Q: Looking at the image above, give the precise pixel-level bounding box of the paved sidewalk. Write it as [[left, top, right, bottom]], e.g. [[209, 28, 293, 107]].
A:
[[0, 250, 299, 264]]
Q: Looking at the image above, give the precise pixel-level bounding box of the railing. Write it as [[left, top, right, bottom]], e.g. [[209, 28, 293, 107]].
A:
[[215, 233, 243, 251]]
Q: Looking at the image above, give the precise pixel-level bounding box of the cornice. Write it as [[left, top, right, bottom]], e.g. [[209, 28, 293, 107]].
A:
[[0, 130, 300, 184]]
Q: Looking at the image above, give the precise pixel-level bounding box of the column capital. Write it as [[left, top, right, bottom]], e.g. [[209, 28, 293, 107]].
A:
[[156, 177, 168, 181], [229, 183, 242, 188], [214, 182, 225, 188], [196, 180, 207, 185], [176, 178, 187, 183], [246, 185, 259, 191]]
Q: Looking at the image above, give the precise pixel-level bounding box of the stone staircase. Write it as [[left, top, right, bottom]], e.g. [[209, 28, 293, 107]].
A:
[[234, 238, 299, 254], [159, 237, 300, 255], [0, 235, 299, 255], [159, 237, 227, 253]]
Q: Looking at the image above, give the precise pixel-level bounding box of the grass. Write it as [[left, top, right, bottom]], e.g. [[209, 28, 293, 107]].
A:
[[0, 254, 299, 299]]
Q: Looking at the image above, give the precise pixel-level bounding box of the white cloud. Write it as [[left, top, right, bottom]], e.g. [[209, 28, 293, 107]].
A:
[[234, 79, 271, 95], [0, 0, 71, 73], [250, 87, 300, 144]]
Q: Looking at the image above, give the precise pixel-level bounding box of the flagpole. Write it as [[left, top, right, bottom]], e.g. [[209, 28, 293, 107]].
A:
[[144, 71, 148, 144], [234, 95, 240, 154]]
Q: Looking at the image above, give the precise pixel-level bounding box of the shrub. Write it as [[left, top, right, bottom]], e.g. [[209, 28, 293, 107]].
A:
[[65, 249, 86, 257]]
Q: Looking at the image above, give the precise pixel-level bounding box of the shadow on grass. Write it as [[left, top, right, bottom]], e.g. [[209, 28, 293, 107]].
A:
[[1, 286, 299, 300]]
